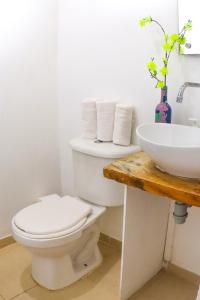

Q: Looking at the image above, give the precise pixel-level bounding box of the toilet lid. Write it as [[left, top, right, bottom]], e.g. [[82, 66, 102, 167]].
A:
[[14, 196, 92, 235]]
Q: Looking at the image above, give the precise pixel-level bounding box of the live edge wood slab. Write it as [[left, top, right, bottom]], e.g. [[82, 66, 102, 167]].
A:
[[103, 151, 200, 207]]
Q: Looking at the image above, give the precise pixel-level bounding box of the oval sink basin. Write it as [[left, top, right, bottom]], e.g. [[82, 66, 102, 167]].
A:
[[136, 123, 200, 179]]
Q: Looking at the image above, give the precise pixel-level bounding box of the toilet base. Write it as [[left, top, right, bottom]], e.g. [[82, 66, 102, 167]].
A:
[[30, 224, 102, 290]]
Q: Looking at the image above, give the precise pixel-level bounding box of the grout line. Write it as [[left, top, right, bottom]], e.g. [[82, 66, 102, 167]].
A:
[[8, 284, 38, 300]]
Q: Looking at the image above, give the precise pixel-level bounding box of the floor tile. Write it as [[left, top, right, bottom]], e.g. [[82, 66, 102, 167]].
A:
[[13, 242, 121, 300], [0, 243, 36, 299], [13, 276, 120, 300], [1, 241, 197, 300], [129, 270, 198, 300], [87, 245, 120, 295]]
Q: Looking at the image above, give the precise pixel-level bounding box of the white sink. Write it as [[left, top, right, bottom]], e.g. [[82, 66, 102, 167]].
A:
[[136, 123, 200, 179]]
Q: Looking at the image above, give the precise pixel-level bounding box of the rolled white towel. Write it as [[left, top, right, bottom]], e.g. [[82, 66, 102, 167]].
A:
[[113, 104, 134, 146], [197, 286, 200, 300], [96, 101, 117, 142], [81, 98, 97, 139]]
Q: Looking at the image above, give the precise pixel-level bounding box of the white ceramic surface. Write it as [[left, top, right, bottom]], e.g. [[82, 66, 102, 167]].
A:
[[12, 136, 140, 290], [12, 196, 105, 290], [136, 123, 200, 179], [70, 137, 140, 206], [70, 137, 140, 159]]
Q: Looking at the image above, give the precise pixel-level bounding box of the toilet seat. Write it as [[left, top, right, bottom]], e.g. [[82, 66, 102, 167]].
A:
[[13, 196, 92, 238], [13, 217, 87, 239], [12, 197, 106, 249]]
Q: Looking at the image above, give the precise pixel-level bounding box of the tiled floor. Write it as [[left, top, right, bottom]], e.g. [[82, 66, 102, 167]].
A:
[[0, 242, 121, 300], [0, 241, 198, 300], [130, 270, 198, 300]]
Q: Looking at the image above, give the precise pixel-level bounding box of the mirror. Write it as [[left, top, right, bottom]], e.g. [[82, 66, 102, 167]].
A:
[[178, 0, 200, 54]]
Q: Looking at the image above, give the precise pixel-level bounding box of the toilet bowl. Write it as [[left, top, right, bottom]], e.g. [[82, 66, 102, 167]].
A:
[[12, 195, 106, 290], [12, 137, 139, 290]]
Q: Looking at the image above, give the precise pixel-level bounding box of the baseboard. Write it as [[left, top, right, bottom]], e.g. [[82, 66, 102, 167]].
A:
[[0, 235, 15, 249], [0, 233, 121, 252], [167, 263, 200, 286], [99, 233, 122, 252]]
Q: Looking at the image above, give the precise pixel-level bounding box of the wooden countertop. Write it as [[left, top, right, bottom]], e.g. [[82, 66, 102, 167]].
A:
[[103, 151, 200, 207]]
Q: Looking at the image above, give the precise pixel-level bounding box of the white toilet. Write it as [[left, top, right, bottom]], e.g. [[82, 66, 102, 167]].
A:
[[12, 137, 139, 290]]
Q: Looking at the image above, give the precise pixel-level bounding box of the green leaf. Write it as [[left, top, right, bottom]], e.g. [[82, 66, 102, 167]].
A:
[[157, 81, 165, 88], [162, 56, 167, 65], [178, 36, 186, 45], [171, 34, 179, 42], [184, 20, 192, 31], [163, 42, 174, 51], [160, 66, 168, 76], [139, 17, 192, 88], [147, 60, 157, 72], [162, 43, 171, 51], [139, 16, 152, 27], [139, 19, 145, 27]]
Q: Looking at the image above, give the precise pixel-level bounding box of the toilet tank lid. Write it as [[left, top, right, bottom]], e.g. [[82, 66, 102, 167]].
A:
[[69, 137, 140, 159]]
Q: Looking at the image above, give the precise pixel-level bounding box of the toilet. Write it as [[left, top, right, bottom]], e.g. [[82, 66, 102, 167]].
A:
[[12, 137, 139, 290]]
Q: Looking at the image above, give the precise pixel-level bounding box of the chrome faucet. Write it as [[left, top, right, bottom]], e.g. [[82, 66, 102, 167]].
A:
[[176, 82, 200, 103]]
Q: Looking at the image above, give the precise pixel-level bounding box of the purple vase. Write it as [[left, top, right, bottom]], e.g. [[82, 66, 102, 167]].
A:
[[155, 87, 172, 123]]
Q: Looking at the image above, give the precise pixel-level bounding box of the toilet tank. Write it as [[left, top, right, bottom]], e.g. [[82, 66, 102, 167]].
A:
[[70, 138, 140, 207]]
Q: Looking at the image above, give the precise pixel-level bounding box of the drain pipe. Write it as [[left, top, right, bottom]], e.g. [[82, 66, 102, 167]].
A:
[[164, 201, 192, 267], [173, 201, 192, 224]]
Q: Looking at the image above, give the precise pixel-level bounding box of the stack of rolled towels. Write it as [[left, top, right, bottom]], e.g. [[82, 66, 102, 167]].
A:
[[197, 287, 200, 300], [81, 98, 134, 146], [96, 101, 116, 142], [81, 98, 97, 139], [113, 104, 134, 146]]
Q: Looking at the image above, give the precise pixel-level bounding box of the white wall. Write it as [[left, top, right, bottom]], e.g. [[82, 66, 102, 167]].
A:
[[57, 0, 200, 272], [1, 0, 200, 275], [170, 56, 200, 274], [0, 0, 60, 238], [171, 208, 200, 275], [57, 0, 181, 240]]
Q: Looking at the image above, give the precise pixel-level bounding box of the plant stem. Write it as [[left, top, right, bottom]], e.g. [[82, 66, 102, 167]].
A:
[[151, 19, 166, 35], [148, 20, 188, 88], [148, 70, 160, 83], [152, 19, 167, 87], [166, 29, 186, 63]]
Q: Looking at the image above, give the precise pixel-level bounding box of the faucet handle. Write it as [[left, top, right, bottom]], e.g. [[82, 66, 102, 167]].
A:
[[188, 118, 199, 127]]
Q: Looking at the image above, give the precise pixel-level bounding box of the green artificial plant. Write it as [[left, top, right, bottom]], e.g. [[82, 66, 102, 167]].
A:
[[139, 17, 192, 88]]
